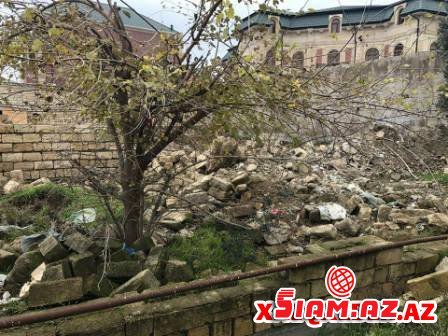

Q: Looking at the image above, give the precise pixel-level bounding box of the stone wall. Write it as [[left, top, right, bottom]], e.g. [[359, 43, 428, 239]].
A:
[[0, 83, 118, 180], [0, 123, 117, 180], [4, 235, 448, 336], [318, 52, 444, 126]]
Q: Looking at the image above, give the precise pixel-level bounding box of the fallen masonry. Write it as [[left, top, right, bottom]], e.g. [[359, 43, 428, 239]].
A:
[[2, 235, 448, 335]]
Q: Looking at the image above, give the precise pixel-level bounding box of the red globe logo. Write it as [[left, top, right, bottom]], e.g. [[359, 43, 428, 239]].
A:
[[325, 266, 356, 299]]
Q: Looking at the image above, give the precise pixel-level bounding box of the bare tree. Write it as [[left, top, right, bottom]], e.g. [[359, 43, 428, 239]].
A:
[[0, 0, 437, 245]]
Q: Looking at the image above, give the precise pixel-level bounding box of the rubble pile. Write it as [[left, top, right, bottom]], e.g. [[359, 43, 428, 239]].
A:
[[0, 228, 200, 308], [1, 125, 448, 309]]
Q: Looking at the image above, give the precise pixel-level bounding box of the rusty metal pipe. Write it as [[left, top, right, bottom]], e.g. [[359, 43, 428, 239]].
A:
[[1, 234, 447, 330]]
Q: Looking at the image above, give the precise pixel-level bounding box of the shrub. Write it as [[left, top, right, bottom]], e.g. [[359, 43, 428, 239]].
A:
[[168, 225, 265, 276]]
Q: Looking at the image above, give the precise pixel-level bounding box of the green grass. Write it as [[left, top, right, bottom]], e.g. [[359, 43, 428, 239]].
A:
[[0, 183, 122, 241], [168, 225, 266, 277], [0, 300, 28, 317], [320, 307, 448, 336], [422, 172, 448, 184]]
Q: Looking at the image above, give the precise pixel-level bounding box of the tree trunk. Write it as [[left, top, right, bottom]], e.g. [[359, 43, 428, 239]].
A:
[[121, 162, 144, 245]]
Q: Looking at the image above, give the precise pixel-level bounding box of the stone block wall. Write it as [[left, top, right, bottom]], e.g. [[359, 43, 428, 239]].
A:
[[4, 235, 448, 336], [0, 123, 117, 180]]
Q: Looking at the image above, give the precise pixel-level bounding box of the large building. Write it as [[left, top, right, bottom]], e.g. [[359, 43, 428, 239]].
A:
[[237, 0, 448, 68], [25, 3, 177, 83]]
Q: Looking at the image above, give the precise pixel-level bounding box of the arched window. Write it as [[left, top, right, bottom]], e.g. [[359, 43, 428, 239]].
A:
[[330, 17, 341, 33], [269, 19, 277, 34], [365, 48, 380, 61], [394, 43, 404, 56], [328, 50, 340, 66], [292, 51, 305, 69], [396, 8, 405, 25], [265, 48, 276, 66]]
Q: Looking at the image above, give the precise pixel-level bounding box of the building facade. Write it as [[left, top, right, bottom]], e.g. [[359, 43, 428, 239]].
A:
[[25, 4, 177, 83], [237, 0, 447, 69]]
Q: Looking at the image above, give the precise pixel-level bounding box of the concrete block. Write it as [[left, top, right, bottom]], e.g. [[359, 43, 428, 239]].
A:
[[69, 252, 96, 277], [27, 277, 83, 307], [23, 152, 42, 161], [376, 247, 402, 266], [63, 232, 94, 254], [343, 254, 375, 271], [407, 269, 448, 300], [2, 153, 23, 162], [13, 162, 34, 170], [39, 236, 69, 263], [188, 325, 210, 336], [42, 259, 72, 281], [35, 161, 54, 170], [2, 134, 23, 143], [374, 266, 389, 283], [212, 320, 232, 336], [22, 134, 41, 142], [104, 261, 142, 279], [389, 263, 416, 280], [233, 316, 253, 336], [0, 144, 13, 153]]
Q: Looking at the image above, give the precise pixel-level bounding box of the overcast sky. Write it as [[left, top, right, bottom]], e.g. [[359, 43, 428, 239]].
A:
[[122, 0, 397, 32]]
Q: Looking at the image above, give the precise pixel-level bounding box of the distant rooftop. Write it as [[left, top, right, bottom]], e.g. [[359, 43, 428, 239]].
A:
[[241, 0, 448, 31], [112, 5, 176, 33], [45, 2, 177, 33]]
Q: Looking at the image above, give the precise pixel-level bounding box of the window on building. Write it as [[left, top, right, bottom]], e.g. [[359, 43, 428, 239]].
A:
[[396, 8, 405, 25], [269, 19, 277, 34], [292, 51, 305, 69], [330, 17, 341, 33], [327, 50, 340, 66], [265, 48, 276, 66], [394, 43, 404, 56], [365, 48, 380, 61]]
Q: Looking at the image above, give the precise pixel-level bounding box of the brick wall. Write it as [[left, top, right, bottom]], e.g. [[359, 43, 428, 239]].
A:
[[4, 235, 448, 336], [0, 123, 117, 180]]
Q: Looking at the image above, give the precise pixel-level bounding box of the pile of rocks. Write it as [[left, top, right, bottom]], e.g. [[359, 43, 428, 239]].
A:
[[0, 230, 195, 308], [145, 134, 448, 256]]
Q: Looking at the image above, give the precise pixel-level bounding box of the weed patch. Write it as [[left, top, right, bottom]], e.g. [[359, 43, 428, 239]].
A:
[[168, 225, 266, 276]]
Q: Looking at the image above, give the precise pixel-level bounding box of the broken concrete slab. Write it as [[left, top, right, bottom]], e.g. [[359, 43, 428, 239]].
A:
[[27, 277, 84, 307], [83, 274, 117, 298], [39, 236, 68, 262], [4, 250, 43, 295], [224, 204, 256, 218], [69, 252, 96, 278], [63, 232, 94, 254], [165, 259, 194, 283], [308, 224, 338, 240], [42, 259, 72, 281], [407, 269, 448, 300], [209, 177, 233, 192], [103, 261, 142, 279], [111, 269, 160, 296], [160, 211, 192, 231]]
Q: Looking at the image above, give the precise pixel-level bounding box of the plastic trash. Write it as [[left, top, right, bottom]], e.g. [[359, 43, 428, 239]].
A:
[[318, 203, 347, 221], [123, 244, 136, 256], [21, 233, 47, 252], [0, 225, 31, 239], [70, 208, 96, 225], [361, 192, 385, 207], [0, 274, 6, 288]]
